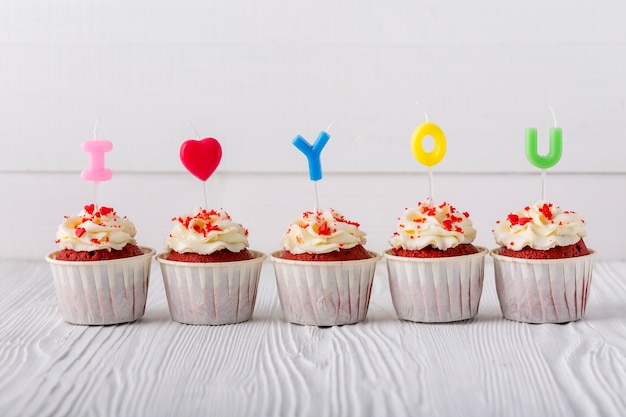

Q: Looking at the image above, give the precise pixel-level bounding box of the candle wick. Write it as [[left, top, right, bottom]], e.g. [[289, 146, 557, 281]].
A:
[[415, 100, 429, 123], [327, 120, 335, 132], [549, 106, 558, 127], [189, 121, 201, 139]]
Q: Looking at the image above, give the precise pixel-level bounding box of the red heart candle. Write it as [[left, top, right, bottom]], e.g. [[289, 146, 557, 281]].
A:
[[180, 138, 222, 181]]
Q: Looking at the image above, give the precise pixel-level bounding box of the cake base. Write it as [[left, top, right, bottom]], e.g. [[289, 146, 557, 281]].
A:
[[55, 244, 144, 261], [280, 245, 371, 261], [390, 243, 479, 258], [166, 248, 253, 263], [498, 239, 590, 259]]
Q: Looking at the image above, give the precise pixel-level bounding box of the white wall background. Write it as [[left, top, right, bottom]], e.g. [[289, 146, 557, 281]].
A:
[[1, 1, 625, 260]]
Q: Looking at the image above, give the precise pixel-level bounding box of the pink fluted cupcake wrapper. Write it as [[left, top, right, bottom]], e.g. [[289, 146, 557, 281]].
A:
[[156, 250, 266, 325], [46, 247, 156, 325], [270, 251, 381, 326], [384, 247, 488, 323], [491, 248, 594, 323]]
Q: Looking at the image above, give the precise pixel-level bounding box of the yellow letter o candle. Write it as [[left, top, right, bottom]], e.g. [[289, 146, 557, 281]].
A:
[[410, 122, 447, 167]]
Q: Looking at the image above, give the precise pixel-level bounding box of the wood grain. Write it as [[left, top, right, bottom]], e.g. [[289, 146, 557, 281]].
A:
[[0, 258, 625, 417]]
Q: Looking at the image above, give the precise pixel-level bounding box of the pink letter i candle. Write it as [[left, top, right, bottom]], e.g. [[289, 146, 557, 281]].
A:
[[81, 139, 112, 182]]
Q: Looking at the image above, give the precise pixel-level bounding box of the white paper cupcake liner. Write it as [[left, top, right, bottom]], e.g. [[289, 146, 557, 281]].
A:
[[156, 250, 266, 325], [383, 247, 488, 323], [491, 248, 594, 323], [270, 251, 381, 326], [46, 247, 156, 325]]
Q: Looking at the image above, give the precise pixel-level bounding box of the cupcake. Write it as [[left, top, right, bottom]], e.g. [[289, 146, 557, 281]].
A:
[[383, 200, 488, 323], [491, 201, 594, 323], [271, 208, 381, 326], [156, 208, 266, 325], [45, 204, 155, 325]]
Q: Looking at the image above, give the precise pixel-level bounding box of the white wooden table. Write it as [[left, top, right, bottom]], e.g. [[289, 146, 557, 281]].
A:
[[1, 257, 625, 417]]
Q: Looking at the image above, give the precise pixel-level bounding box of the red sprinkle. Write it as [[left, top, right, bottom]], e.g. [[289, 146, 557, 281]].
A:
[[539, 203, 553, 220], [99, 206, 114, 216], [442, 219, 453, 230], [175, 209, 224, 236], [75, 227, 86, 238], [421, 205, 437, 216], [84, 204, 95, 214], [334, 213, 360, 227], [508, 214, 532, 226], [318, 222, 331, 236]]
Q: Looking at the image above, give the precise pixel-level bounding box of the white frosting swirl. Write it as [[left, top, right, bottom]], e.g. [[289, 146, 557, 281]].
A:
[[165, 208, 249, 254], [493, 201, 586, 250], [55, 205, 138, 251], [280, 209, 367, 254], [389, 200, 477, 251]]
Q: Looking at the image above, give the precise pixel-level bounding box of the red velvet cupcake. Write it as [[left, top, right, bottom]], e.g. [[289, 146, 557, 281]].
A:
[[384, 200, 488, 323], [156, 208, 265, 325], [271, 208, 380, 326], [491, 201, 594, 323], [46, 204, 155, 325]]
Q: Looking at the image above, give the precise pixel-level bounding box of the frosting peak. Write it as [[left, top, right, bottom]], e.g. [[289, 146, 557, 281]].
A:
[[165, 208, 249, 254], [280, 209, 367, 254], [389, 200, 477, 251], [55, 204, 138, 251], [493, 201, 586, 250]]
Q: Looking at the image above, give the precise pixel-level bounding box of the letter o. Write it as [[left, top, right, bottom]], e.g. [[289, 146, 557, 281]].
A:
[[410, 122, 447, 167]]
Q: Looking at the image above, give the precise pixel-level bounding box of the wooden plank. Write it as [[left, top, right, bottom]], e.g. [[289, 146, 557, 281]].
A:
[[0, 257, 625, 416]]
